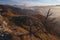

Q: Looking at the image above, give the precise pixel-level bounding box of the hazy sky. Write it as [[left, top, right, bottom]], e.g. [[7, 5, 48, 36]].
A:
[[0, 0, 60, 6]]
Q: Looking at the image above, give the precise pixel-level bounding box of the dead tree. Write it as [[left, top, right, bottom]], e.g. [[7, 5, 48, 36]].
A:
[[40, 9, 57, 40], [28, 18, 42, 40], [32, 9, 57, 40], [29, 19, 33, 40]]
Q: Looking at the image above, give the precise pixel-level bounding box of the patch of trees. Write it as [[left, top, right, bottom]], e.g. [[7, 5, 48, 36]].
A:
[[0, 5, 8, 16], [10, 16, 28, 26]]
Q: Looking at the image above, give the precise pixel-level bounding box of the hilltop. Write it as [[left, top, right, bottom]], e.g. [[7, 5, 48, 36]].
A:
[[0, 5, 60, 40]]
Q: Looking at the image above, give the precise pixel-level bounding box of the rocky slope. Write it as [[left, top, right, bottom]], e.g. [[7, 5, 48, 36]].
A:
[[0, 5, 60, 40]]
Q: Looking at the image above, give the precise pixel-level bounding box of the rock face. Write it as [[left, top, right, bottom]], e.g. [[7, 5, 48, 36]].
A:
[[0, 5, 59, 40]]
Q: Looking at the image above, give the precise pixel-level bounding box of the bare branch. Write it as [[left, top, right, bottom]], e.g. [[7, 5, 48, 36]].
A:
[[45, 9, 52, 19]]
